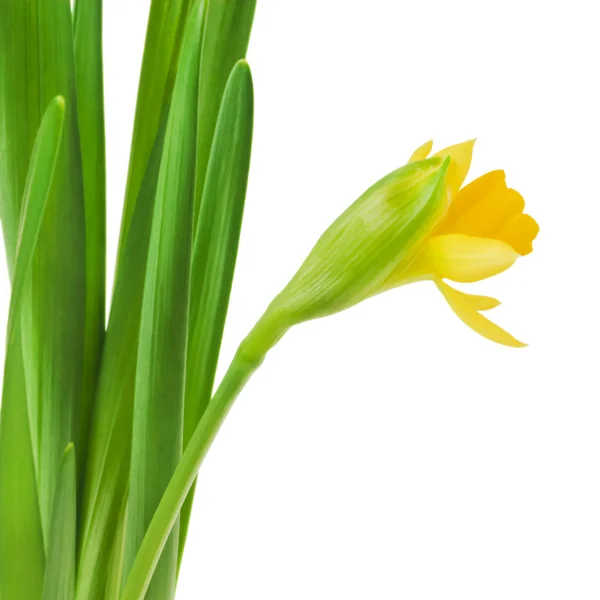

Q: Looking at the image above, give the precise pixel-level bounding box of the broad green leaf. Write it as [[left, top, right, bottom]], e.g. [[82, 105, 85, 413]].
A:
[[121, 61, 255, 599], [42, 443, 77, 600], [0, 95, 66, 600], [179, 58, 254, 560], [123, 4, 206, 597], [116, 0, 194, 265], [76, 118, 167, 600], [74, 0, 107, 483], [193, 0, 256, 230]]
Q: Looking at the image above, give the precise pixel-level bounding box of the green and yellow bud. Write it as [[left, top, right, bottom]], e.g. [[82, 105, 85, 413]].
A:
[[239, 156, 450, 362], [240, 138, 539, 363]]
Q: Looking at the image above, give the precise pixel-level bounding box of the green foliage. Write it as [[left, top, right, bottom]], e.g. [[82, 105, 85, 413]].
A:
[[42, 444, 77, 600], [123, 3, 206, 598], [0, 2, 452, 599], [0, 0, 258, 595], [0, 95, 66, 600]]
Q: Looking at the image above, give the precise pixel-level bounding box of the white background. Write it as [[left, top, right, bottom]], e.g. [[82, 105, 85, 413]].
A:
[[2, 0, 600, 598]]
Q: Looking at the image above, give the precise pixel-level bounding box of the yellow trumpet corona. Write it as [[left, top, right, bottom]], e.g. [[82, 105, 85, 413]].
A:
[[385, 139, 539, 347]]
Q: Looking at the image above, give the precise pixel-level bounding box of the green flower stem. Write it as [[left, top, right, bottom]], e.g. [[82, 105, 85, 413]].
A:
[[121, 311, 288, 600]]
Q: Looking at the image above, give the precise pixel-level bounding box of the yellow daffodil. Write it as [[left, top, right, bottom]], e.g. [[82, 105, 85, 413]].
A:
[[381, 139, 539, 347], [241, 139, 538, 364]]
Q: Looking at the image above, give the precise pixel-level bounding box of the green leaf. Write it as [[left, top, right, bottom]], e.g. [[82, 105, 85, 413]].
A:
[[5, 98, 66, 350], [0, 342, 46, 600], [0, 0, 44, 277], [0, 95, 66, 600], [193, 0, 256, 230], [17, 0, 87, 546], [74, 0, 107, 483], [42, 443, 77, 600], [122, 3, 206, 597], [76, 117, 167, 600], [179, 58, 254, 561], [116, 0, 194, 266], [104, 490, 129, 600], [121, 60, 255, 600]]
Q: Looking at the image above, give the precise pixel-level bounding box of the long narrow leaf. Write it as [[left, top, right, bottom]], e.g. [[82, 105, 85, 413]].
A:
[[0, 342, 46, 599], [179, 58, 254, 559], [193, 0, 256, 230], [42, 443, 77, 600], [121, 61, 255, 598], [76, 118, 167, 600], [0, 0, 43, 276], [104, 490, 129, 599], [0, 96, 66, 600], [116, 0, 194, 265], [123, 4, 206, 597], [18, 0, 87, 545], [5, 98, 66, 349], [74, 0, 107, 484]]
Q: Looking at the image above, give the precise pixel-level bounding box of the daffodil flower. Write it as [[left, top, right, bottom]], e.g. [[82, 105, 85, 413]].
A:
[[381, 139, 539, 347], [239, 139, 538, 365]]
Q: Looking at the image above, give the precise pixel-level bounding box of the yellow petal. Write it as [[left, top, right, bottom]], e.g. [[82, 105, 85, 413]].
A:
[[423, 234, 519, 283], [409, 140, 433, 162], [453, 186, 525, 238], [444, 286, 501, 311], [496, 213, 539, 256], [436, 170, 506, 234], [435, 280, 526, 348], [433, 139, 476, 197]]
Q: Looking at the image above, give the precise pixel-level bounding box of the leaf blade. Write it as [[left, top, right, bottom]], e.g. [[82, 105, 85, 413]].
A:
[[76, 117, 167, 600], [42, 443, 77, 600], [19, 0, 87, 544], [193, 0, 256, 230], [0, 95, 66, 600], [116, 0, 194, 266], [122, 3, 206, 597], [179, 58, 254, 560], [74, 0, 107, 484]]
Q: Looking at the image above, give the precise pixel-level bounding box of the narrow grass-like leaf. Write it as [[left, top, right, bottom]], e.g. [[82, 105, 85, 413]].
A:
[[0, 342, 45, 599], [179, 58, 254, 560], [5, 98, 66, 349], [42, 443, 77, 600], [104, 490, 129, 599], [0, 95, 66, 600], [76, 118, 167, 600], [0, 0, 43, 276], [17, 0, 87, 545], [193, 0, 256, 230], [123, 4, 206, 597], [122, 62, 254, 598], [116, 0, 194, 264], [74, 0, 107, 483]]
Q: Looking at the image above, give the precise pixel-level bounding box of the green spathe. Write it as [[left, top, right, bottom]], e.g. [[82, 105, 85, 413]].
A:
[[240, 156, 450, 361]]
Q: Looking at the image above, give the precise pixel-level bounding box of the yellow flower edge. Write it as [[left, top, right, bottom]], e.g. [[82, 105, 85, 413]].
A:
[[392, 139, 539, 348]]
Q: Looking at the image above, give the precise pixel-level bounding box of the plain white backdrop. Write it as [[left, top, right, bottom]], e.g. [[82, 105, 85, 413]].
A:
[[1, 0, 600, 598]]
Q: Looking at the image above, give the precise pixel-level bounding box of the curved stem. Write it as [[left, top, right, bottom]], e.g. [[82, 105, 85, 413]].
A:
[[120, 353, 252, 600], [120, 306, 289, 600]]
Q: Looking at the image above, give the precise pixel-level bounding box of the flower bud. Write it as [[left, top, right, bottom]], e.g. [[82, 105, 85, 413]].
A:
[[238, 156, 450, 363]]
